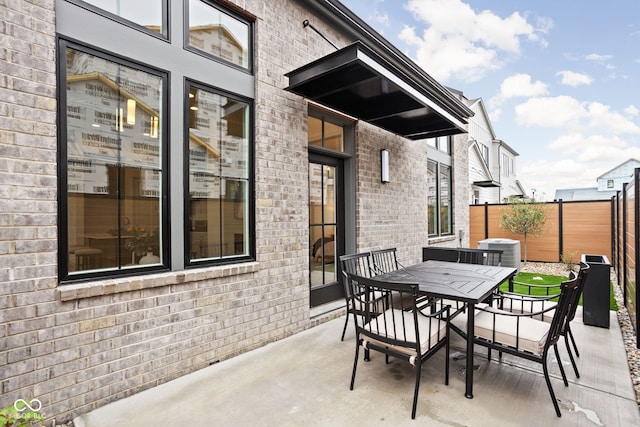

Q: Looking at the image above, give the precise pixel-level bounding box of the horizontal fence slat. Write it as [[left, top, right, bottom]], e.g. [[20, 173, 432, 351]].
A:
[[469, 200, 612, 263]]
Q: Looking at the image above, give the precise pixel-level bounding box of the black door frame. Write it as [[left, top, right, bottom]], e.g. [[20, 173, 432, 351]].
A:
[[309, 152, 345, 307]]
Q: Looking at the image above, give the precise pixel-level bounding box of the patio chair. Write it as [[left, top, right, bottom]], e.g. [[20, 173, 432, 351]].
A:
[[345, 272, 450, 419], [452, 271, 580, 417], [457, 247, 503, 266], [372, 247, 435, 311], [370, 247, 402, 274], [339, 252, 385, 342], [496, 262, 590, 377]]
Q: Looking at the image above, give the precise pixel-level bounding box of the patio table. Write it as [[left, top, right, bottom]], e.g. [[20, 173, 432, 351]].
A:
[[374, 260, 517, 398]]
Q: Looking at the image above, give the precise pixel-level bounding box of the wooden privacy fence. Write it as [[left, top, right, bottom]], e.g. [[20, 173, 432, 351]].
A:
[[613, 169, 639, 346], [469, 200, 613, 264]]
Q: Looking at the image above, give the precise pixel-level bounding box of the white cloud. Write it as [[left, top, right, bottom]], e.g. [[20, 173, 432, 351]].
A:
[[488, 107, 502, 122], [398, 0, 548, 82], [548, 133, 632, 160], [556, 70, 593, 87], [625, 105, 640, 117], [519, 158, 599, 201], [585, 53, 613, 62], [373, 10, 390, 26], [520, 140, 640, 201], [586, 102, 640, 134], [514, 96, 640, 135], [489, 73, 548, 107], [515, 96, 587, 127]]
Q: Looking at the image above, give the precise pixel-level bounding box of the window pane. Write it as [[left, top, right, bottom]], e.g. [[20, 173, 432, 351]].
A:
[[65, 47, 164, 272], [440, 136, 451, 154], [323, 166, 336, 223], [188, 0, 250, 69], [309, 163, 322, 224], [309, 161, 336, 287], [78, 0, 164, 33], [427, 160, 437, 236], [439, 165, 451, 235], [308, 117, 322, 148], [188, 85, 250, 261], [324, 122, 343, 151]]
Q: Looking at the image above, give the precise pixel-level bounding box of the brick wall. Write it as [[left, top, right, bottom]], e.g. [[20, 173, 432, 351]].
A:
[[0, 0, 61, 417], [0, 0, 470, 423]]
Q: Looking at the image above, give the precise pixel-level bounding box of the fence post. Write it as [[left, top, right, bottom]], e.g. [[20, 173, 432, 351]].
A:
[[634, 169, 640, 349], [622, 182, 627, 305], [558, 199, 563, 263], [484, 202, 489, 239]]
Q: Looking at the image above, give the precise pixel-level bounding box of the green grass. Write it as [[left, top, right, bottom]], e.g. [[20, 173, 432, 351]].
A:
[[500, 271, 618, 311]]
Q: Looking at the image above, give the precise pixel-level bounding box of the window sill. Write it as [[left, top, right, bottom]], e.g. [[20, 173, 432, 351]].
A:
[[57, 262, 260, 302], [427, 235, 457, 245]]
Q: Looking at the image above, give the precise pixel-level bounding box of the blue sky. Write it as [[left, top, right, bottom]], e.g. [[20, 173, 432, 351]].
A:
[[340, 0, 640, 200]]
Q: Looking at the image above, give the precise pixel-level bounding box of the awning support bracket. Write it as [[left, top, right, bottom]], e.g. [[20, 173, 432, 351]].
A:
[[302, 20, 339, 51]]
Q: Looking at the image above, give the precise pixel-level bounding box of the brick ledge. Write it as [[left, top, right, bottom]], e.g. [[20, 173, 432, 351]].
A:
[[57, 262, 260, 301]]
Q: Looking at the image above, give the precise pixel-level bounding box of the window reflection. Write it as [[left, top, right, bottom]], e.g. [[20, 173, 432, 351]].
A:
[[187, 84, 250, 261], [188, 0, 250, 69], [64, 46, 164, 273], [74, 0, 164, 34], [307, 116, 344, 152], [309, 163, 337, 287]]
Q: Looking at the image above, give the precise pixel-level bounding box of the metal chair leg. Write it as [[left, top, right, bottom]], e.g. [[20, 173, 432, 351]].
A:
[[411, 362, 421, 419], [568, 326, 580, 357], [564, 333, 580, 378], [543, 350, 562, 417], [554, 344, 569, 386], [340, 313, 349, 341], [350, 341, 360, 390]]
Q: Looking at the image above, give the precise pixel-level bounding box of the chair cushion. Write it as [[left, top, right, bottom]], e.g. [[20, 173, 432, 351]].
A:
[[499, 298, 556, 323], [363, 308, 447, 364], [473, 308, 550, 355]]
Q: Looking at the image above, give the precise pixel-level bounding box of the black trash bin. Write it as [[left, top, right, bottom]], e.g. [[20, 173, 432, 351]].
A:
[[581, 254, 612, 328]]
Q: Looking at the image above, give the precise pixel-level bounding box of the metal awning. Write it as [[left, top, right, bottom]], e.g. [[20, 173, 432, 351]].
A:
[[473, 180, 501, 188], [285, 42, 471, 140]]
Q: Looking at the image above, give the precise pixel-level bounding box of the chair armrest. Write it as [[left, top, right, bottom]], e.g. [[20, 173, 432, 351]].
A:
[[416, 300, 450, 320], [498, 292, 560, 302], [477, 301, 556, 319], [511, 280, 563, 296]]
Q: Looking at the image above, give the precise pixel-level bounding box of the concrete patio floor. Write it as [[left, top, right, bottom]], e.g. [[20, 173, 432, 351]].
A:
[[75, 307, 639, 427]]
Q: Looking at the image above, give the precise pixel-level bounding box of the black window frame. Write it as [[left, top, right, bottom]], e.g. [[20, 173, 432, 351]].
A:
[[427, 150, 453, 238], [183, 78, 256, 268], [57, 37, 171, 283], [184, 0, 255, 74], [64, 0, 170, 40]]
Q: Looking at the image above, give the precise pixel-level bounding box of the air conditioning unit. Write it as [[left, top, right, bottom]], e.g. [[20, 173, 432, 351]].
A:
[[478, 238, 521, 273]]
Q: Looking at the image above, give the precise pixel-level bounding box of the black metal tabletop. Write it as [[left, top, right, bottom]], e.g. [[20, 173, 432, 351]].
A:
[[375, 260, 517, 303]]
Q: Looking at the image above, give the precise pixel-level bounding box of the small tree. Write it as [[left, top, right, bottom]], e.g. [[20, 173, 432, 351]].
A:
[[500, 200, 547, 263]]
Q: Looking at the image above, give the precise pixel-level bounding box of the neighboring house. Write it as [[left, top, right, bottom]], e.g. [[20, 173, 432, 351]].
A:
[[464, 96, 527, 204], [597, 158, 640, 192], [554, 188, 616, 201], [493, 139, 527, 202], [555, 159, 640, 201], [1, 0, 473, 422]]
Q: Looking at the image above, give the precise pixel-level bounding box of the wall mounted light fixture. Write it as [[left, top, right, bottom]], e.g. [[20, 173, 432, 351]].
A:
[[380, 149, 390, 183]]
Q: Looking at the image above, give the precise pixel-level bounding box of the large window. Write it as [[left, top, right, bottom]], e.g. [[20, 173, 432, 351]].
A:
[[58, 0, 255, 282], [427, 160, 452, 237], [186, 82, 251, 263], [426, 135, 450, 154], [61, 42, 167, 277], [187, 0, 252, 70], [67, 0, 167, 36]]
